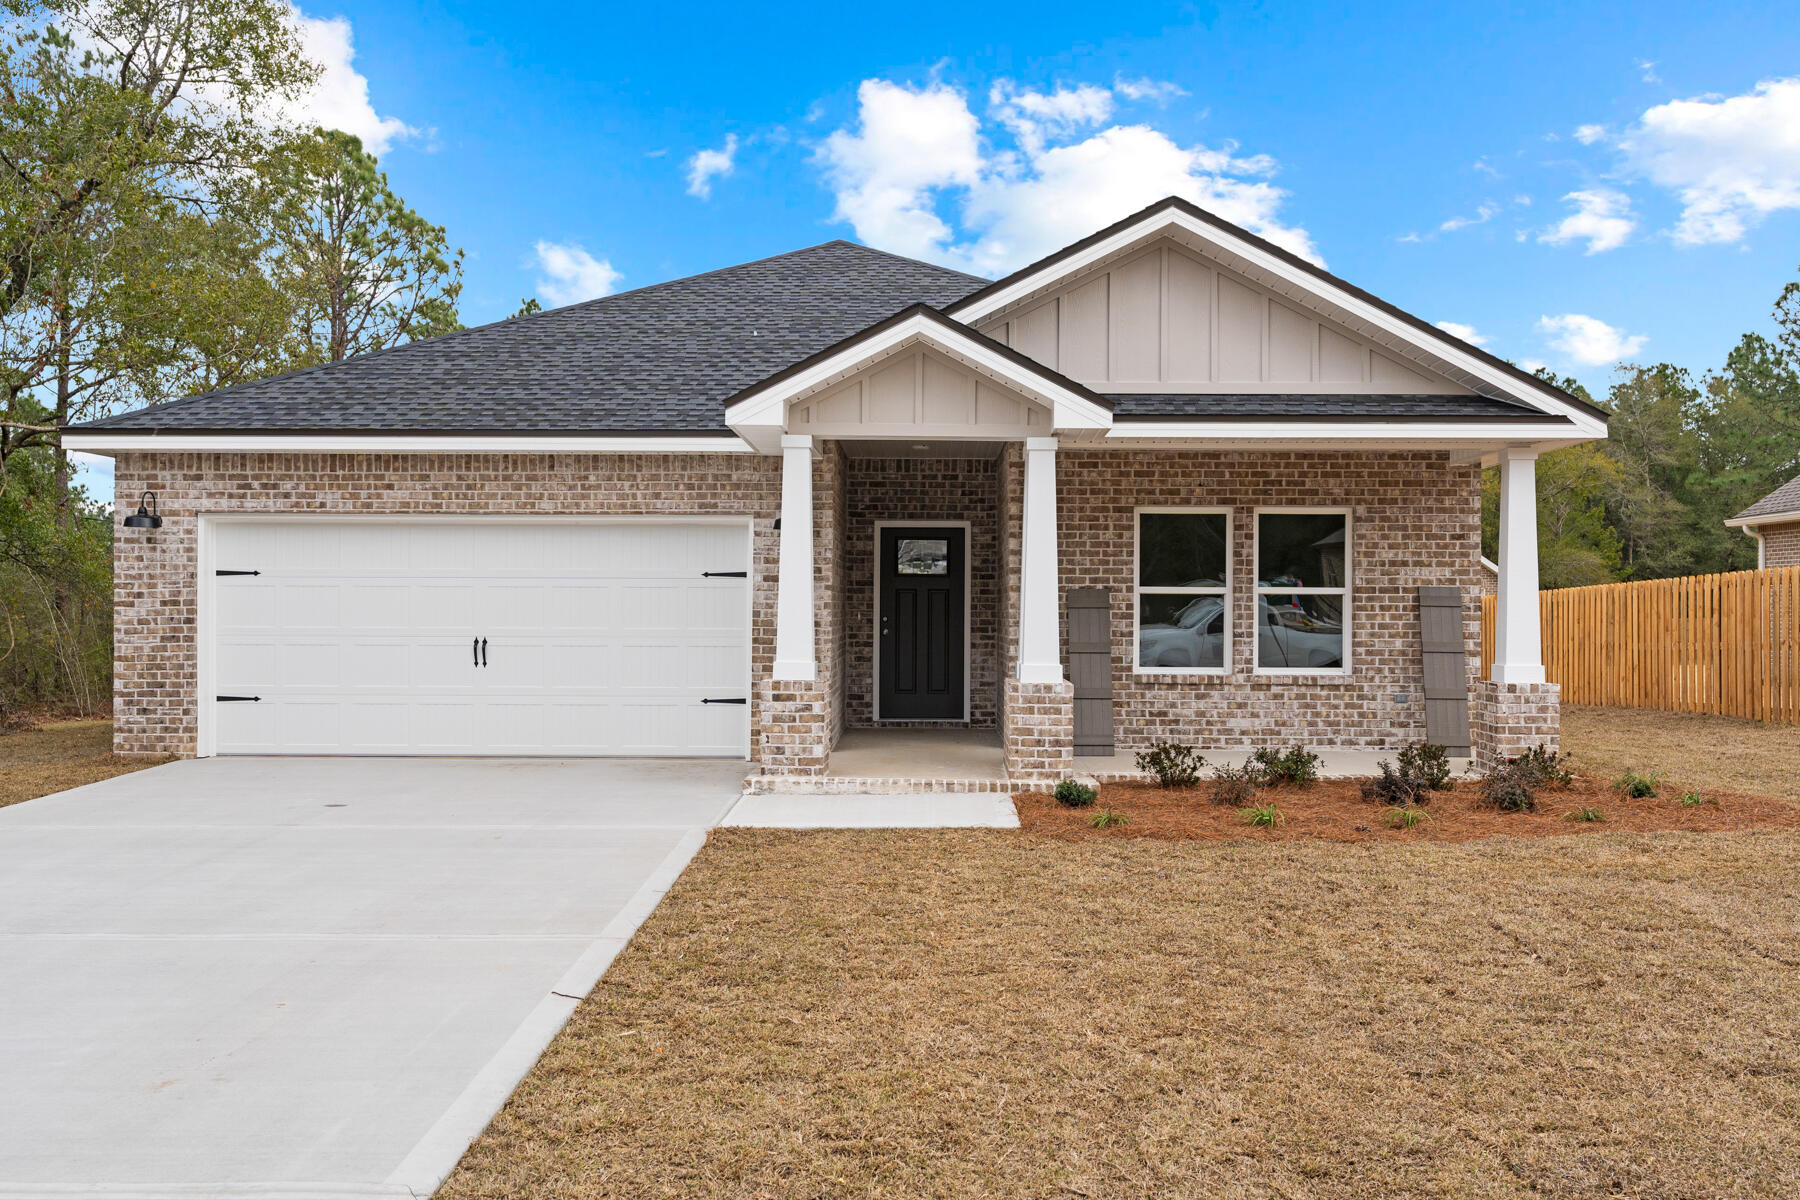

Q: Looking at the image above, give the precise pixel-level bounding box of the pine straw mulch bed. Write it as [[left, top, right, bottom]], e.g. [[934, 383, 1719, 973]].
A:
[[1017, 773, 1800, 843]]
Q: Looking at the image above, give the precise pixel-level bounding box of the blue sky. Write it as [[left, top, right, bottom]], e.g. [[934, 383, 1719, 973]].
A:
[[77, 1, 1800, 497]]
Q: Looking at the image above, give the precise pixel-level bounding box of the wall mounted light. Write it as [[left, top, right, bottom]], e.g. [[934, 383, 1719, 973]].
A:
[[122, 491, 163, 530]]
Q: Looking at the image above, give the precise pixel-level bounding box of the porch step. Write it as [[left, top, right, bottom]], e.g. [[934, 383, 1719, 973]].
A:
[[721, 792, 1020, 829], [742, 772, 1036, 795]]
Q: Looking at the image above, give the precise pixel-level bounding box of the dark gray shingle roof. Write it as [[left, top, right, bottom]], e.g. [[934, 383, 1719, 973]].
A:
[[1108, 394, 1560, 421], [1735, 472, 1800, 522], [75, 241, 989, 435]]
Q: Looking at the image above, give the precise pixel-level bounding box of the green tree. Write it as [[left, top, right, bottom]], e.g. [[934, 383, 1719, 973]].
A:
[[1686, 333, 1800, 571], [266, 129, 463, 364], [1600, 363, 1705, 578]]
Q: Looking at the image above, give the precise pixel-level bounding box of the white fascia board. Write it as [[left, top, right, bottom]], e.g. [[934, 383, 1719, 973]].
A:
[[59, 433, 756, 455], [1105, 420, 1585, 443], [1724, 509, 1800, 529], [951, 209, 1607, 437], [723, 312, 1113, 434]]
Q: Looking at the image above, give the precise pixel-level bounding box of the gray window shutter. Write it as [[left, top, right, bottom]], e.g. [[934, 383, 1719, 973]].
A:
[[1068, 588, 1114, 756], [1418, 586, 1471, 755]]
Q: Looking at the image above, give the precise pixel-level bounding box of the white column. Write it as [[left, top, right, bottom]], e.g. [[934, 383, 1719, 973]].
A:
[[773, 433, 816, 681], [1016, 436, 1063, 683], [1491, 446, 1545, 685]]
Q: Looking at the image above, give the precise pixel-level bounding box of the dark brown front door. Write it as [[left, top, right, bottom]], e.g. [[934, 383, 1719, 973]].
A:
[[878, 526, 966, 720]]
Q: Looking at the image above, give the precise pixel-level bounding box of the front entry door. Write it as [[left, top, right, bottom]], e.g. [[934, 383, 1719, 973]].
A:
[[878, 525, 966, 720]]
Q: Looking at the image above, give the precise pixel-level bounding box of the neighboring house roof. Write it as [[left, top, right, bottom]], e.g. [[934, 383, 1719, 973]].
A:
[[1730, 472, 1800, 524], [73, 241, 988, 436], [1107, 394, 1546, 421]]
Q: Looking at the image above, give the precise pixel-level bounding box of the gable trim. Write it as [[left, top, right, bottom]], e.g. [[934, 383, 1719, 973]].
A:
[[944, 197, 1609, 433], [724, 304, 1114, 434]]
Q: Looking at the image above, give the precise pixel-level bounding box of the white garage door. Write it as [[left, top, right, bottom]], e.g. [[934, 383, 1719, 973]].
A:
[[205, 519, 751, 756]]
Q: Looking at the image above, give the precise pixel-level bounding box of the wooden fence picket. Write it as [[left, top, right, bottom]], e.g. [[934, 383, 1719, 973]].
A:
[[1477, 565, 1800, 723]]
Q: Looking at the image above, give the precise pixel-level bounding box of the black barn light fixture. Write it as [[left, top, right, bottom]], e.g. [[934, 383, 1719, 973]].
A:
[[122, 491, 163, 530]]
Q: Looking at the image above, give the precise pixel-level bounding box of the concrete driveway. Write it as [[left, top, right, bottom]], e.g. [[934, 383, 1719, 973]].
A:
[[0, 756, 745, 1199]]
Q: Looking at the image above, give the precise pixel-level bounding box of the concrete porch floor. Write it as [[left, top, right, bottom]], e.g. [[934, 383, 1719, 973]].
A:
[[828, 728, 1006, 781], [1080, 747, 1474, 779]]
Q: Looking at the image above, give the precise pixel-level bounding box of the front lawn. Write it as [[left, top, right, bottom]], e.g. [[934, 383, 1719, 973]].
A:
[[0, 719, 170, 808], [442, 827, 1800, 1200], [1562, 704, 1800, 805]]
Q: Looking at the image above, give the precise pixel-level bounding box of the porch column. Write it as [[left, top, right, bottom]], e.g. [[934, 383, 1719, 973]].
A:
[[773, 433, 816, 681], [1491, 446, 1544, 684], [1017, 436, 1063, 683]]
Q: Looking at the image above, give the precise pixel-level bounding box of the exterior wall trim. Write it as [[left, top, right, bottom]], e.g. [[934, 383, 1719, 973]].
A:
[[871, 519, 974, 723]]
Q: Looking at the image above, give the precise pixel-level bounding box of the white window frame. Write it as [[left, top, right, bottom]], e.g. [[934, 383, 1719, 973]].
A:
[[1252, 506, 1353, 676], [1133, 506, 1232, 676]]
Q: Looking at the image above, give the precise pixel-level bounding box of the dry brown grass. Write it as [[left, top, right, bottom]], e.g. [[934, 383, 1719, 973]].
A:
[[0, 719, 169, 808], [1562, 705, 1800, 804], [443, 827, 1800, 1200]]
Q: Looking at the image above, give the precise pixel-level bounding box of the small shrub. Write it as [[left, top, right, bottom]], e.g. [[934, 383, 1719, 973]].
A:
[[1135, 742, 1205, 789], [1053, 779, 1097, 808], [1396, 743, 1454, 791], [1089, 809, 1130, 829], [1513, 745, 1575, 789], [1679, 790, 1717, 808], [1241, 802, 1284, 828], [1566, 806, 1606, 823], [1615, 769, 1659, 799], [1207, 763, 1261, 807], [1361, 759, 1431, 807], [1248, 745, 1321, 788], [1386, 805, 1430, 830], [1478, 758, 1539, 813]]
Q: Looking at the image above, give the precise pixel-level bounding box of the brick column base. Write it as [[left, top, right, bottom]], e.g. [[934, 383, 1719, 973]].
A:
[[759, 680, 831, 775], [1471, 679, 1561, 769], [1003, 677, 1074, 783]]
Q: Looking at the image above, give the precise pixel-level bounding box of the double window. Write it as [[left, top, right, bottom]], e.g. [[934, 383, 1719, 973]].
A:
[[1134, 507, 1351, 675]]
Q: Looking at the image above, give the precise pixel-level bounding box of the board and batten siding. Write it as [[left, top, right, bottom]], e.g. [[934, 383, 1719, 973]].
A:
[[787, 347, 1052, 439], [978, 242, 1472, 395]]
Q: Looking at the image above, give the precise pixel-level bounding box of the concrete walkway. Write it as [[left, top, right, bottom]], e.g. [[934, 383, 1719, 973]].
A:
[[0, 756, 744, 1200]]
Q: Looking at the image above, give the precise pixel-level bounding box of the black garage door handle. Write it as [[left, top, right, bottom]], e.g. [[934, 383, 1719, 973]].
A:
[[702, 697, 747, 704]]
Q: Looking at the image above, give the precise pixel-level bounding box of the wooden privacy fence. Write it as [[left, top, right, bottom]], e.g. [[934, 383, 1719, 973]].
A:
[[1479, 566, 1800, 723]]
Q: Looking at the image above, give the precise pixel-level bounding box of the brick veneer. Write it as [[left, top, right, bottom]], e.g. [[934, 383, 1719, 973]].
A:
[[1002, 678, 1074, 781], [1760, 521, 1800, 568], [1056, 449, 1489, 751], [1471, 679, 1561, 767], [843, 456, 1000, 728], [112, 451, 783, 757], [759, 680, 832, 774]]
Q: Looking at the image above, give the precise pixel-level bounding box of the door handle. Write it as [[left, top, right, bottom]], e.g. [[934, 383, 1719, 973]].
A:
[[473, 637, 479, 667], [481, 638, 488, 668]]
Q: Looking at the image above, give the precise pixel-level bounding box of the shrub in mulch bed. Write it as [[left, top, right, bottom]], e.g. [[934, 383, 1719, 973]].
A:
[[1015, 776, 1800, 843]]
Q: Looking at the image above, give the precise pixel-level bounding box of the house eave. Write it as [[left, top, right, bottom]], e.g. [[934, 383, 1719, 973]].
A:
[[59, 431, 758, 455]]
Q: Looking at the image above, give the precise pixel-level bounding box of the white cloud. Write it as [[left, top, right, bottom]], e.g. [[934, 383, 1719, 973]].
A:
[[1114, 75, 1187, 103], [1618, 77, 1800, 244], [1573, 123, 1608, 145], [1538, 188, 1636, 253], [532, 241, 623, 307], [685, 133, 739, 199], [1439, 202, 1498, 232], [1537, 313, 1647, 366], [816, 77, 1318, 275], [1473, 157, 1501, 178], [1520, 358, 1549, 375], [1637, 59, 1661, 84], [1434, 321, 1488, 346], [281, 6, 418, 154]]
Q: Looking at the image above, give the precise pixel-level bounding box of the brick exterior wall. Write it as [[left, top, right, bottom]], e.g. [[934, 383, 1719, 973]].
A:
[[1002, 678, 1074, 781], [1056, 449, 1487, 751], [1760, 520, 1800, 568], [759, 680, 832, 774], [112, 451, 783, 758], [843, 456, 1000, 728], [1471, 679, 1561, 767]]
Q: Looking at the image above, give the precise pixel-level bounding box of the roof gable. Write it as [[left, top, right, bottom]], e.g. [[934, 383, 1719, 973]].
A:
[[946, 197, 1608, 432]]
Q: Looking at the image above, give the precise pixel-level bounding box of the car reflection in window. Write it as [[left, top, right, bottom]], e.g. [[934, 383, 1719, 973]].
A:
[[1256, 595, 1344, 669], [1139, 595, 1226, 669]]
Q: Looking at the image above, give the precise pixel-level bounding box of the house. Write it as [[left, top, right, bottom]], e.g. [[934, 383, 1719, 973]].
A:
[[65, 197, 1604, 781], [1727, 473, 1800, 569]]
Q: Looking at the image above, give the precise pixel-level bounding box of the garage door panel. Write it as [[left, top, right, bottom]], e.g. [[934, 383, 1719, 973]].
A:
[[209, 520, 750, 757]]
